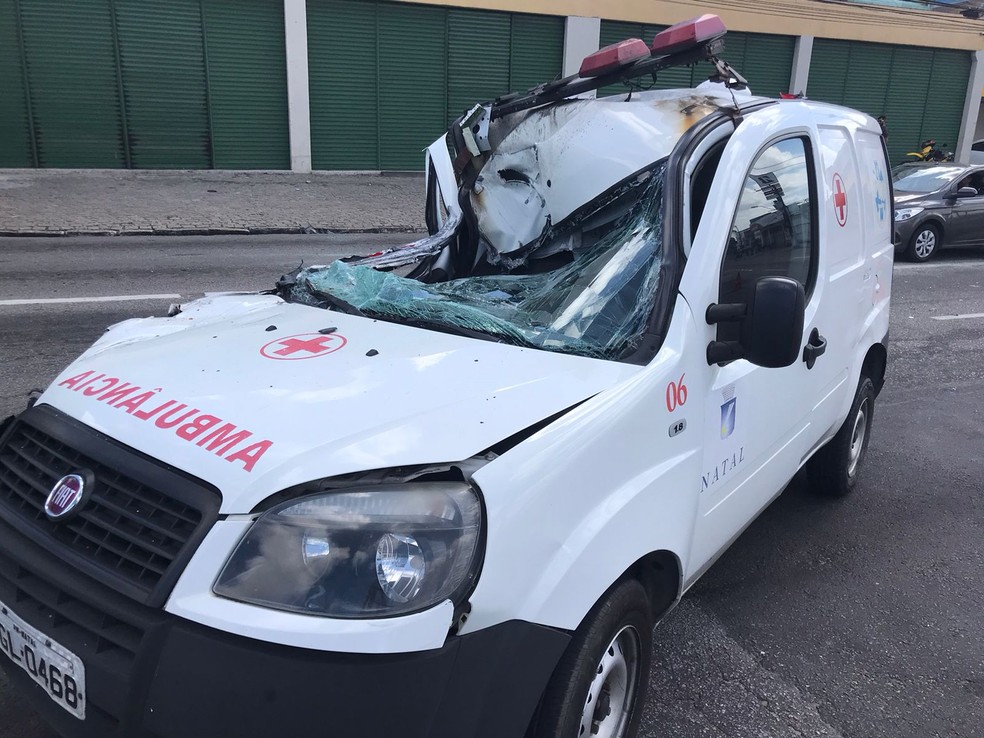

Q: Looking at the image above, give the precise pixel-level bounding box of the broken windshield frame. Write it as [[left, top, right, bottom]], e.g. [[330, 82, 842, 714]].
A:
[[288, 161, 669, 362]]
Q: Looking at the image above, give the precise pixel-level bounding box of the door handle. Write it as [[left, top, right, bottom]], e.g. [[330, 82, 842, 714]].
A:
[[803, 328, 826, 369]]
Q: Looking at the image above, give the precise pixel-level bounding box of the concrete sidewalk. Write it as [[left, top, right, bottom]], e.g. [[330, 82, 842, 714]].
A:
[[0, 170, 426, 236]]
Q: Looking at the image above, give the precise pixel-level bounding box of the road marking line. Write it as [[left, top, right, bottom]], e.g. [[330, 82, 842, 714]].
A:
[[0, 294, 181, 306], [931, 312, 984, 321], [895, 261, 984, 269]]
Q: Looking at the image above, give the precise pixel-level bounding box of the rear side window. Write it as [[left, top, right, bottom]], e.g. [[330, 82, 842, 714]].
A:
[[719, 137, 816, 341]]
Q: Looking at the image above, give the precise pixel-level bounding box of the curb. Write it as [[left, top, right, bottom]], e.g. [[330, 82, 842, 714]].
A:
[[0, 225, 426, 237]]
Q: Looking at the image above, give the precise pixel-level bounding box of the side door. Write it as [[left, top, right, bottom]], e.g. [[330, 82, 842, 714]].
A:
[[948, 169, 984, 246], [680, 114, 858, 579]]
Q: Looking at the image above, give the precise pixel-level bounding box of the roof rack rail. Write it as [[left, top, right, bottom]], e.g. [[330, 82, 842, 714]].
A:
[[490, 14, 747, 121]]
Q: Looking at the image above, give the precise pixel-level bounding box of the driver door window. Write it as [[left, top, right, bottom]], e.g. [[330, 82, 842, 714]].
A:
[[719, 138, 816, 342]]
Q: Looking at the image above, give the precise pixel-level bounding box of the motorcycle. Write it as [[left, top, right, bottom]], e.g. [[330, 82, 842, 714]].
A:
[[906, 139, 954, 162]]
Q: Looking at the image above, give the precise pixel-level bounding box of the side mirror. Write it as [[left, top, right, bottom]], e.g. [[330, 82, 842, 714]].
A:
[[706, 277, 805, 367], [955, 186, 978, 198], [742, 277, 805, 367]]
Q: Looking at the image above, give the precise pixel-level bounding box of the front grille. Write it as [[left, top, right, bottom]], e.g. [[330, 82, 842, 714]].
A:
[[0, 512, 169, 735], [0, 543, 144, 671], [0, 405, 221, 606]]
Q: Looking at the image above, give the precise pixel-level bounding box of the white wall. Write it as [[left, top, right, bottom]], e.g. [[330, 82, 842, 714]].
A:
[[956, 51, 984, 162], [562, 16, 601, 78], [284, 0, 312, 173]]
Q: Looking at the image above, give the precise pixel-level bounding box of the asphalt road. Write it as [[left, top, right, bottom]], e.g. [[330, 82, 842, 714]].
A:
[[1, 236, 982, 738]]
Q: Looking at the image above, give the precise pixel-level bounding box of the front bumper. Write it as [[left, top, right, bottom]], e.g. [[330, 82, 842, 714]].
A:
[[0, 515, 569, 738]]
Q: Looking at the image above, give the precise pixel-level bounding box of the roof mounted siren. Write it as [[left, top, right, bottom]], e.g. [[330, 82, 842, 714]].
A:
[[491, 14, 746, 120]]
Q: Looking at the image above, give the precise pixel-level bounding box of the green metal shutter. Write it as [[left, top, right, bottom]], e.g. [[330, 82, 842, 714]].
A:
[[735, 33, 795, 98], [202, 0, 289, 169], [447, 9, 510, 121], [601, 23, 796, 95], [921, 49, 971, 162], [884, 46, 933, 163], [806, 39, 849, 105], [17, 0, 125, 167], [600, 20, 645, 49], [809, 39, 972, 165], [377, 2, 446, 170], [841, 44, 892, 114], [115, 0, 211, 168], [449, 9, 563, 115], [508, 14, 564, 93], [0, 0, 32, 166], [447, 9, 562, 116], [308, 0, 379, 170]]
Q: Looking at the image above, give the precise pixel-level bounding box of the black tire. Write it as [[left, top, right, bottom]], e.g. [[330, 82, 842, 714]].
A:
[[808, 376, 876, 498], [906, 223, 941, 262], [531, 579, 653, 738]]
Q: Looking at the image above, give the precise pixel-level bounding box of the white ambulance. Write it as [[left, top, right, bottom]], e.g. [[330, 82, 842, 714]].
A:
[[0, 15, 891, 738]]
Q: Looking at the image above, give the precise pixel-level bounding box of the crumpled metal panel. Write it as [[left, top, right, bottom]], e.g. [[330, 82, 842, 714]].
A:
[[473, 90, 726, 258]]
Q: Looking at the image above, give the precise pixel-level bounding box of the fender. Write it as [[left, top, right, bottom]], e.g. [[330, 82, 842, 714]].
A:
[[912, 212, 947, 238], [462, 296, 704, 634]]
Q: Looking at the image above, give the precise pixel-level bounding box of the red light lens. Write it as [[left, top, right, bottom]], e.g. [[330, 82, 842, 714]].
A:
[[651, 14, 727, 56], [579, 38, 650, 78]]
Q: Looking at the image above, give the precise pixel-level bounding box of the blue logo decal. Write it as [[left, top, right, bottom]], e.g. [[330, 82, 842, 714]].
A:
[[875, 192, 886, 221], [720, 398, 737, 439]]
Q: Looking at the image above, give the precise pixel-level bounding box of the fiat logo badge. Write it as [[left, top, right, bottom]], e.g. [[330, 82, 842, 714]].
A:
[[44, 474, 87, 520]]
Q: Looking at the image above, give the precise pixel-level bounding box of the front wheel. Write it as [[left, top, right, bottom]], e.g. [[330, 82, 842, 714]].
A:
[[808, 375, 875, 498], [906, 223, 940, 262], [531, 579, 653, 738]]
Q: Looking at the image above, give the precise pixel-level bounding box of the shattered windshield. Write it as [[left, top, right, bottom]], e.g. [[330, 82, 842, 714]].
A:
[[289, 164, 666, 361]]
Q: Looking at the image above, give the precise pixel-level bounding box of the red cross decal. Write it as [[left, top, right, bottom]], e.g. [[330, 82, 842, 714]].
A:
[[833, 173, 848, 227], [260, 332, 347, 360]]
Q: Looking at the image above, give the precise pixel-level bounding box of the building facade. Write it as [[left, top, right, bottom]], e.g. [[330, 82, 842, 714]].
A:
[[1, 0, 982, 171]]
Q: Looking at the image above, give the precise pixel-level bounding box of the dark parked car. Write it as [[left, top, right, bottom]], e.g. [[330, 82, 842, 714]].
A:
[[893, 163, 984, 262]]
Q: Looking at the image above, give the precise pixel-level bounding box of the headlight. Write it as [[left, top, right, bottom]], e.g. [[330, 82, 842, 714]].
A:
[[894, 207, 924, 221], [213, 483, 483, 618]]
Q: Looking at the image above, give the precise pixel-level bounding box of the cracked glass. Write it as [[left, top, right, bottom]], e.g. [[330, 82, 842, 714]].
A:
[[289, 165, 667, 362]]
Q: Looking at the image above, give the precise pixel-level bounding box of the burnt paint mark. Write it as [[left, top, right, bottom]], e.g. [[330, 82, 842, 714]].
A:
[[639, 94, 722, 134]]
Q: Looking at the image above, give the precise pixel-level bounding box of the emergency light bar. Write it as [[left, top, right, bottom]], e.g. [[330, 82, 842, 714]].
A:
[[650, 14, 726, 56], [579, 38, 650, 78], [490, 14, 735, 120]]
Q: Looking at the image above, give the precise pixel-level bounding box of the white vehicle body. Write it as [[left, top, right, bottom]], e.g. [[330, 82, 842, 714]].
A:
[[970, 138, 984, 164], [0, 20, 892, 738]]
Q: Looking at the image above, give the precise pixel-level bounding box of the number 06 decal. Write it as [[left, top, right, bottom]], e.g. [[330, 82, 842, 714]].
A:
[[665, 374, 688, 412]]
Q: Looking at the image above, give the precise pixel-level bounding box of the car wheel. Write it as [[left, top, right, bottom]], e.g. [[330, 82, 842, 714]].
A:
[[906, 223, 940, 262], [530, 579, 653, 738], [808, 376, 876, 498]]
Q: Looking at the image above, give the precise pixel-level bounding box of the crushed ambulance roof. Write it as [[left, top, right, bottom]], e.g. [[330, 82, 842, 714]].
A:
[[475, 85, 765, 255]]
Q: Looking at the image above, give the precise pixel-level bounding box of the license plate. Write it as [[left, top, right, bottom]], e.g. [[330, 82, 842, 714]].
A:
[[0, 599, 85, 720]]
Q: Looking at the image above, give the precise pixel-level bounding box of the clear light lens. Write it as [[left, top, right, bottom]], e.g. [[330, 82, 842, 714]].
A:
[[376, 533, 426, 602], [894, 207, 923, 221], [214, 483, 482, 618], [302, 534, 332, 576]]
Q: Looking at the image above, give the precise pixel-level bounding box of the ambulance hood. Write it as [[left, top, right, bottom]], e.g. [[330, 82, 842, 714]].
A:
[[40, 294, 638, 514]]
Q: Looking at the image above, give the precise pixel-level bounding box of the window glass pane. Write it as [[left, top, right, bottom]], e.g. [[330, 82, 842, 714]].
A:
[[719, 138, 813, 341]]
